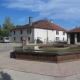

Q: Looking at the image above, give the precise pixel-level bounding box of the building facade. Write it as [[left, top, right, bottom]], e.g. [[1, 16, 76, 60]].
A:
[[11, 17, 67, 43], [67, 27, 80, 44]]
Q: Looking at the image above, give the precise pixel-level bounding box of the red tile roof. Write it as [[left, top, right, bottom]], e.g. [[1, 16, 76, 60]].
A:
[[12, 20, 67, 32], [67, 27, 80, 33]]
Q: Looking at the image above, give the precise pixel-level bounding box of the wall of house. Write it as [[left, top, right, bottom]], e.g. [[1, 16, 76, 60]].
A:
[[34, 28, 55, 43], [34, 28, 47, 41], [54, 30, 67, 42], [11, 28, 34, 43], [11, 28, 67, 43], [34, 28, 67, 43]]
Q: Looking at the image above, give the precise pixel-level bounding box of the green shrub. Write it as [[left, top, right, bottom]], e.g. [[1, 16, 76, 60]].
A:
[[14, 46, 22, 51], [26, 46, 34, 51]]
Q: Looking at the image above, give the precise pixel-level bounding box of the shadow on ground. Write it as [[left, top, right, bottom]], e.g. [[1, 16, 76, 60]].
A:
[[0, 71, 12, 80]]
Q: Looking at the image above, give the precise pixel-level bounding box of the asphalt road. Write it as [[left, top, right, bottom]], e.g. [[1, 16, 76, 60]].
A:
[[0, 43, 21, 53]]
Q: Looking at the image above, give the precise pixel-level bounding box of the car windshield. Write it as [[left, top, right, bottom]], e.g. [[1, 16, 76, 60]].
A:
[[5, 38, 9, 40]]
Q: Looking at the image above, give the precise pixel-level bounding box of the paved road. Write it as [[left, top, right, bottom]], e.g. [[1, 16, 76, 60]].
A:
[[0, 43, 21, 53]]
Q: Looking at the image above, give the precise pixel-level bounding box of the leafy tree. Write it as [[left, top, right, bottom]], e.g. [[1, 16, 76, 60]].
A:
[[2, 17, 15, 30], [0, 24, 3, 37], [1, 29, 10, 37], [0, 24, 1, 31], [1, 17, 15, 37]]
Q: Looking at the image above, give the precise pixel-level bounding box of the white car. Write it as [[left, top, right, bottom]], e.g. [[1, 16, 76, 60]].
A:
[[0, 37, 10, 43]]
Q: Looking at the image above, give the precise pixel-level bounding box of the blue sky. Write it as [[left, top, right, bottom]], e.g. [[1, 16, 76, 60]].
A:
[[0, 0, 80, 30]]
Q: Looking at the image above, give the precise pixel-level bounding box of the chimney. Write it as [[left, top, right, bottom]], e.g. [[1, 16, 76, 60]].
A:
[[50, 20, 53, 23], [29, 17, 32, 26]]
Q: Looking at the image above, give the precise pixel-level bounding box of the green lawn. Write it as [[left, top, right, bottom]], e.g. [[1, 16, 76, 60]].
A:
[[14, 44, 80, 52]]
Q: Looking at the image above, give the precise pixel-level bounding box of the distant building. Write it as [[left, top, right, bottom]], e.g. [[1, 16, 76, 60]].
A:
[[67, 27, 80, 44], [10, 17, 67, 43]]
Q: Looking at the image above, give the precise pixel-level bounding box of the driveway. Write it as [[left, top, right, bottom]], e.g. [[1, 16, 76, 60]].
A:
[[0, 43, 21, 53]]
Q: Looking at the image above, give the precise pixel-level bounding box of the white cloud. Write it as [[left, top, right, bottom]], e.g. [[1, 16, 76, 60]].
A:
[[2, 0, 80, 20], [19, 17, 26, 22], [3, 0, 45, 11]]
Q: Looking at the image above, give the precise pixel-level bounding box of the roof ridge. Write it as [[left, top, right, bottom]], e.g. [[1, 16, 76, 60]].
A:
[[12, 19, 67, 32], [67, 27, 80, 33], [48, 21, 67, 31]]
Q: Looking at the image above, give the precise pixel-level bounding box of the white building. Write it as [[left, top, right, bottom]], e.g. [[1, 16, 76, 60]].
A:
[[11, 17, 67, 43]]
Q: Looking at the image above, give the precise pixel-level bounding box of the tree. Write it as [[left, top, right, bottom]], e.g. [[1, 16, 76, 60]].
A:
[[0, 24, 1, 31], [1, 29, 10, 37], [1, 17, 15, 37], [16, 25, 21, 27], [3, 17, 15, 30]]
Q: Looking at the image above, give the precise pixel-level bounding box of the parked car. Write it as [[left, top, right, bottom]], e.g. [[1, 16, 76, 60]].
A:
[[0, 37, 10, 43]]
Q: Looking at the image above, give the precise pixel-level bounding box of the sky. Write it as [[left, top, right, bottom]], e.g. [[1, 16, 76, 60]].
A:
[[0, 0, 80, 30]]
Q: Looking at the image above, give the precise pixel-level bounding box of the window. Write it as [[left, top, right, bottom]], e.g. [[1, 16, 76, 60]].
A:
[[14, 37, 15, 41], [27, 29, 31, 34], [5, 38, 9, 40], [56, 30, 59, 35], [20, 30, 23, 34], [14, 31, 15, 35], [30, 29, 31, 34], [28, 37, 30, 43], [28, 37, 30, 41], [63, 31, 65, 35], [21, 37, 22, 41], [56, 37, 59, 41], [27, 29, 29, 34]]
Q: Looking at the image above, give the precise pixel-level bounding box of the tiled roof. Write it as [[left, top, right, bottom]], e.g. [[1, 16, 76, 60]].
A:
[[12, 20, 67, 32], [67, 27, 80, 33]]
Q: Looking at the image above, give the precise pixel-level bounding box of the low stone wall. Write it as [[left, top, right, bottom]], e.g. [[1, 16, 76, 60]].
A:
[[13, 51, 80, 63], [58, 52, 80, 62]]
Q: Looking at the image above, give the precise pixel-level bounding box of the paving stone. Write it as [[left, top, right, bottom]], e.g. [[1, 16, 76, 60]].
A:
[[0, 50, 80, 80], [0, 69, 59, 80]]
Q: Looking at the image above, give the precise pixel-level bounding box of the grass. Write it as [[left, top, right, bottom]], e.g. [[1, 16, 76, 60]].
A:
[[14, 46, 22, 51], [67, 46, 80, 51], [14, 44, 80, 52], [42, 46, 80, 52]]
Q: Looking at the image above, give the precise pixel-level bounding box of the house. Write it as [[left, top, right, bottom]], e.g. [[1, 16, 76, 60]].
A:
[[67, 27, 80, 44], [10, 17, 67, 43]]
